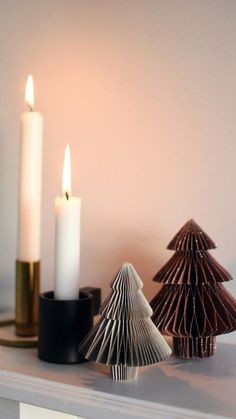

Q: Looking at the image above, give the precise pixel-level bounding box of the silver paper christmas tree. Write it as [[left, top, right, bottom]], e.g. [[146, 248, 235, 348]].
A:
[[79, 263, 171, 380]]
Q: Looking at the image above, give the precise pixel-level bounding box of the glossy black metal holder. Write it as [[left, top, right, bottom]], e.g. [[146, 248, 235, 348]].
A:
[[38, 288, 100, 364]]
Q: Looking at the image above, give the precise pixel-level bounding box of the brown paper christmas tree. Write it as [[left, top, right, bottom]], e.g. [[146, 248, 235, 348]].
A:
[[79, 263, 171, 380], [151, 219, 236, 359]]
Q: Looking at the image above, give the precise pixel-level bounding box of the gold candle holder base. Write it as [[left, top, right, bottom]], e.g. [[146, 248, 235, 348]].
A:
[[15, 260, 40, 337], [0, 318, 38, 348]]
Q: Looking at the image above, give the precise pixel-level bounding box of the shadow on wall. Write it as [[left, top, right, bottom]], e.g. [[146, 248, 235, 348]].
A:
[[95, 229, 164, 303]]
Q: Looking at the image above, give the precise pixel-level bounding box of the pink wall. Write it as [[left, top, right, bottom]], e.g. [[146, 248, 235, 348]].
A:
[[0, 2, 236, 344]]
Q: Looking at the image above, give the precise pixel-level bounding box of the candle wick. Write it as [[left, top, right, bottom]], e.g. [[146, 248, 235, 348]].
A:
[[65, 192, 69, 200], [27, 104, 34, 112]]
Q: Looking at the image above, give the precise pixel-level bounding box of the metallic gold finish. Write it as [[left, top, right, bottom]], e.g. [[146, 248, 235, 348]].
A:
[[15, 260, 40, 337], [0, 318, 38, 348]]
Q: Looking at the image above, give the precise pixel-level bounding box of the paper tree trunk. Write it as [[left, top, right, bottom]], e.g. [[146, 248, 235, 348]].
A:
[[79, 263, 171, 380], [151, 219, 236, 359]]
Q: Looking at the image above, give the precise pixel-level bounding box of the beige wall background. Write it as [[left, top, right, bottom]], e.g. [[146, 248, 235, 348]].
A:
[[0, 0, 236, 341]]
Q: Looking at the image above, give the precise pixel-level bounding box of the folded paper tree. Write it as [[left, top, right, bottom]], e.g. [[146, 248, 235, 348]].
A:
[[151, 219, 236, 358], [79, 263, 171, 380]]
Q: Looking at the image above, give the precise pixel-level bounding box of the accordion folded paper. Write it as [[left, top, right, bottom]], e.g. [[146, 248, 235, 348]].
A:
[[151, 219, 236, 358], [79, 263, 171, 380]]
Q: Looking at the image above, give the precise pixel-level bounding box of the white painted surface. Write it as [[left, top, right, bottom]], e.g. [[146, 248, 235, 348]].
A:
[[20, 404, 80, 419], [0, 342, 235, 418], [0, 398, 19, 419], [0, 0, 236, 343]]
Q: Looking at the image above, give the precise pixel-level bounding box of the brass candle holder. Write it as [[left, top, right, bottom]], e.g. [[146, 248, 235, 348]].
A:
[[15, 260, 40, 337]]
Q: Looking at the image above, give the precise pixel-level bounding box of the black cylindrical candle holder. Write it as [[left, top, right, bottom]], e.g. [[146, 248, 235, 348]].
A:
[[38, 290, 93, 364]]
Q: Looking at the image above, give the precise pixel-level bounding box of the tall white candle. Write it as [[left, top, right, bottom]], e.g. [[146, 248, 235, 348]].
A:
[[17, 75, 43, 262], [54, 145, 81, 300]]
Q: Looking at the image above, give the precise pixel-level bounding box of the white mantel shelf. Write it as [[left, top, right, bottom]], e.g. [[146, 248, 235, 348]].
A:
[[0, 341, 235, 419]]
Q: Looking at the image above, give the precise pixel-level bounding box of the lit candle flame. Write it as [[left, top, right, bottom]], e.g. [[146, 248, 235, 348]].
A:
[[25, 75, 34, 111], [62, 144, 71, 199]]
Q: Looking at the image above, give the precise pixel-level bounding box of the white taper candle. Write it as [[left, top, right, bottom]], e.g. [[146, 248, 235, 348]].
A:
[[17, 75, 43, 262], [54, 145, 81, 300]]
